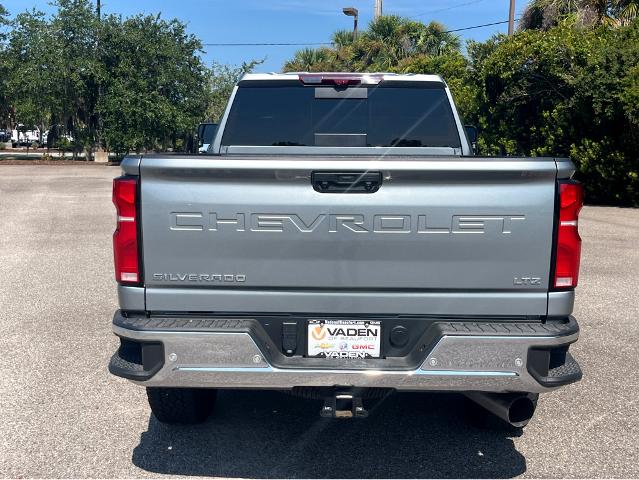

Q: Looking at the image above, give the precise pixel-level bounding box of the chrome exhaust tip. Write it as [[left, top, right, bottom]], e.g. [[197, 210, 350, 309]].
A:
[[464, 392, 537, 428]]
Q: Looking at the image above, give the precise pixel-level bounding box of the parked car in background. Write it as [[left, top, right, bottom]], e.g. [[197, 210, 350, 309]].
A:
[[0, 129, 11, 143], [11, 125, 41, 148], [197, 122, 218, 153], [41, 127, 74, 148]]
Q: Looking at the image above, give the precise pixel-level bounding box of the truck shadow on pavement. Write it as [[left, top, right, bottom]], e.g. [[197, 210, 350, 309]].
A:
[[132, 390, 526, 478]]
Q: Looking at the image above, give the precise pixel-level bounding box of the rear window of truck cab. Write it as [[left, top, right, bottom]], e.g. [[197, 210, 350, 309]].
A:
[[221, 81, 462, 149]]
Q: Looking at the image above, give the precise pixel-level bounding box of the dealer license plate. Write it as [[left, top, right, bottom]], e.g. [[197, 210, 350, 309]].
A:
[[307, 320, 381, 359]]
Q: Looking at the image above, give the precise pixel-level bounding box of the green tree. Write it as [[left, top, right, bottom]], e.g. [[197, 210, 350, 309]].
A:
[[520, 0, 639, 29], [468, 20, 639, 204], [50, 0, 101, 154], [331, 29, 355, 49], [615, 0, 639, 25], [466, 24, 595, 156], [568, 21, 639, 203], [4, 10, 61, 140], [351, 17, 461, 70], [4, 1, 101, 155], [0, 3, 8, 32], [98, 13, 211, 153], [283, 47, 342, 72], [3, 0, 215, 155], [0, 3, 8, 29]]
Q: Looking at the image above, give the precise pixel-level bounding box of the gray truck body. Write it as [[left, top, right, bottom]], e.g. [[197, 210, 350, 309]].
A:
[[110, 73, 581, 400]]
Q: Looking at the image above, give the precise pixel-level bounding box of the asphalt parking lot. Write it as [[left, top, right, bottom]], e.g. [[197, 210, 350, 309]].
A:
[[0, 165, 638, 478]]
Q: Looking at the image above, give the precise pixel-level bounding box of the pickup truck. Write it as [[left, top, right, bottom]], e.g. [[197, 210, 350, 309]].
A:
[[109, 72, 583, 427]]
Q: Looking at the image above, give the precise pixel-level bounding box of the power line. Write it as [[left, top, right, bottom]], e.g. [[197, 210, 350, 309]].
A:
[[444, 18, 516, 33], [202, 18, 518, 47]]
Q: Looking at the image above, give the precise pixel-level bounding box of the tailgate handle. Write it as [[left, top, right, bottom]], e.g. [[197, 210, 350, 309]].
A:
[[312, 171, 382, 193]]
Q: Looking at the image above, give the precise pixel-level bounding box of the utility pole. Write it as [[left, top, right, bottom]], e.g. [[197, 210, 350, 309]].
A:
[[508, 0, 516, 35], [97, 0, 101, 19], [374, 0, 383, 19]]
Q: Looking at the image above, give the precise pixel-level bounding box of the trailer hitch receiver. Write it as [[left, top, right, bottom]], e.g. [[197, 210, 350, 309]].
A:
[[321, 392, 368, 418]]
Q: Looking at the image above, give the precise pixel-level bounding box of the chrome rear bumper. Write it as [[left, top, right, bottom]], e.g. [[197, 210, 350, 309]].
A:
[[110, 313, 581, 394]]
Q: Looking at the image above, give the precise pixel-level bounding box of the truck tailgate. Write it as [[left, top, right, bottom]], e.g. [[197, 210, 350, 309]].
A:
[[139, 156, 558, 316]]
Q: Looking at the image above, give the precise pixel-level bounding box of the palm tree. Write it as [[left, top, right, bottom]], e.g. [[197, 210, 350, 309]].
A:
[[331, 29, 355, 49], [519, 0, 638, 30], [353, 16, 461, 69], [282, 16, 464, 73], [283, 47, 335, 72], [284, 48, 328, 72], [608, 0, 639, 25], [417, 21, 462, 56]]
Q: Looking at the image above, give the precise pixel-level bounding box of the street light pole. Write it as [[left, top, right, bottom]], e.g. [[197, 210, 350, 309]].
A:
[[508, 0, 516, 35], [342, 7, 359, 39]]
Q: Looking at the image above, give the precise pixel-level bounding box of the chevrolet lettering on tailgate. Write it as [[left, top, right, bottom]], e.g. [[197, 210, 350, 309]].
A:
[[170, 212, 526, 235]]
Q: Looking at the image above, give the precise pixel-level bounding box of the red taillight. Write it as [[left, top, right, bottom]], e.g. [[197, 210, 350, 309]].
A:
[[554, 182, 584, 289], [113, 177, 140, 284]]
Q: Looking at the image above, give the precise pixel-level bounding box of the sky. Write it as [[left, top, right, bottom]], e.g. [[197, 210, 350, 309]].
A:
[[2, 0, 529, 71]]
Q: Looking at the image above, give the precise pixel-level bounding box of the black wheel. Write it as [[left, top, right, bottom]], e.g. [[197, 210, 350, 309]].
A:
[[146, 387, 217, 424]]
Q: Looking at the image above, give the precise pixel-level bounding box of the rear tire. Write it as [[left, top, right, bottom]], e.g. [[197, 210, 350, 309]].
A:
[[146, 387, 217, 424]]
